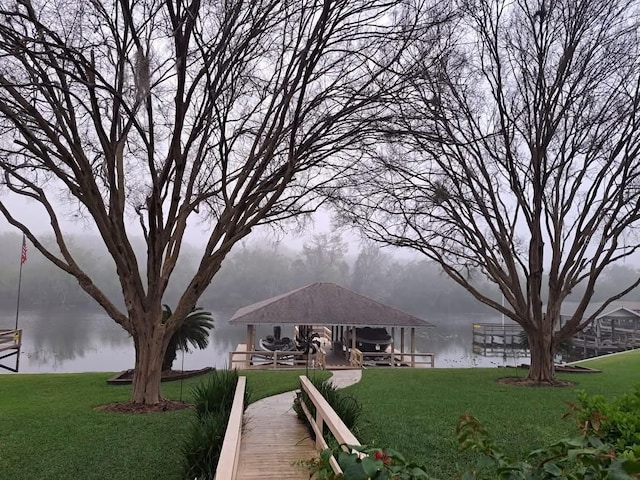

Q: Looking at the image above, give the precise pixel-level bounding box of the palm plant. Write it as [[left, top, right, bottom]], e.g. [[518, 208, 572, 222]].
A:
[[162, 305, 214, 371]]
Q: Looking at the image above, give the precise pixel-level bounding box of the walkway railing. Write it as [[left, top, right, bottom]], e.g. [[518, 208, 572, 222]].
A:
[[228, 349, 311, 369], [215, 376, 247, 480], [229, 343, 434, 370], [298, 375, 362, 475], [295, 325, 332, 344], [349, 348, 363, 367], [348, 349, 435, 368]]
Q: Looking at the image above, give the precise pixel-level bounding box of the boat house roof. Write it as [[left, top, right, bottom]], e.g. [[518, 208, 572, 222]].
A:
[[560, 301, 640, 320], [228, 282, 433, 328]]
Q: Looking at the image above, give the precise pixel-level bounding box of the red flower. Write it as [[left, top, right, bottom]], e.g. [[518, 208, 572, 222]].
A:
[[373, 450, 392, 464]]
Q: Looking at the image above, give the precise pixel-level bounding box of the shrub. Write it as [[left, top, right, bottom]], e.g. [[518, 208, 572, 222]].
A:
[[304, 414, 640, 480], [456, 413, 640, 479], [181, 369, 249, 480], [191, 369, 243, 420], [574, 384, 640, 454], [303, 444, 434, 480], [294, 375, 362, 440], [304, 382, 640, 480], [181, 411, 228, 480]]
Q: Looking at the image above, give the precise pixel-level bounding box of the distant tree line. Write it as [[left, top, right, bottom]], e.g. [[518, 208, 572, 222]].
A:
[[201, 233, 491, 316], [1, 231, 638, 318]]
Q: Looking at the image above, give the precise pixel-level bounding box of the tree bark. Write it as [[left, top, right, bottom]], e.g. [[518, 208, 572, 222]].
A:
[[131, 325, 167, 404], [0, 0, 423, 404], [527, 330, 555, 383]]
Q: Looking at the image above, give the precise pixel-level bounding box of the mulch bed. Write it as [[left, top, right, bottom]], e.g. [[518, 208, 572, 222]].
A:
[[106, 366, 213, 385], [99, 367, 212, 413], [497, 376, 574, 387], [95, 400, 193, 414], [504, 363, 601, 374]]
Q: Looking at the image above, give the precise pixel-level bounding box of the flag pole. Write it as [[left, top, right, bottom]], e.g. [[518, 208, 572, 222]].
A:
[[15, 234, 26, 330]]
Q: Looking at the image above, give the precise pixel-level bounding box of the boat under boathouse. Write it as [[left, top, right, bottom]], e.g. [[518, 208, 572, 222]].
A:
[[227, 282, 435, 369]]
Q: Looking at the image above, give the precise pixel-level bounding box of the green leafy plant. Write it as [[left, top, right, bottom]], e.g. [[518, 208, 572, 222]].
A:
[[181, 411, 228, 480], [181, 369, 249, 480], [162, 305, 214, 371], [456, 413, 640, 479], [302, 444, 434, 480], [191, 368, 244, 420], [304, 410, 640, 480], [573, 385, 640, 454], [293, 375, 362, 440]]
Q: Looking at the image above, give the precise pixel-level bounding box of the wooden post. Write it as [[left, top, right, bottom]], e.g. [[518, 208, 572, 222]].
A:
[[316, 410, 324, 449], [247, 325, 255, 352], [391, 327, 395, 367], [351, 326, 356, 350], [400, 327, 405, 364], [612, 319, 616, 345], [483, 327, 487, 355], [410, 328, 416, 367]]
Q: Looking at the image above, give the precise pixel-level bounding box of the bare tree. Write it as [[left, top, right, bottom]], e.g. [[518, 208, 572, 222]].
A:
[[337, 0, 640, 383], [0, 0, 440, 403]]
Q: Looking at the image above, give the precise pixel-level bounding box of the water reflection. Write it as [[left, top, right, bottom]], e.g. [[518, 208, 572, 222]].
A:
[[0, 309, 527, 373], [1, 307, 133, 373], [415, 317, 529, 368]]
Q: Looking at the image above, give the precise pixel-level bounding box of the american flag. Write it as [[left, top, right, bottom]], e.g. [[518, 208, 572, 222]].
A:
[[20, 235, 27, 265]]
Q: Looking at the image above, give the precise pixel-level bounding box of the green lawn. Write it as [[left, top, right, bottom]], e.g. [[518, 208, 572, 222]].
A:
[[340, 350, 640, 479], [0, 369, 327, 480], [1, 352, 638, 480]]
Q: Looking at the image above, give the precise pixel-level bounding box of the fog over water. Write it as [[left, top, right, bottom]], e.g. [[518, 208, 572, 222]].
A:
[[1, 307, 527, 374]]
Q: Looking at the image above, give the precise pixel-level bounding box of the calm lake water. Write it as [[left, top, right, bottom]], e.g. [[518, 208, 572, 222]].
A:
[[0, 307, 528, 374]]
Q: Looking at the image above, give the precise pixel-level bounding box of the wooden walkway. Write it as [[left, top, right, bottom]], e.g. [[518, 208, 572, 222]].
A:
[[235, 370, 362, 479], [235, 390, 313, 479]]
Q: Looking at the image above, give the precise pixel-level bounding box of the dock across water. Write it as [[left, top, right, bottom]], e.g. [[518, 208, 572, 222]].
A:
[[0, 329, 22, 372]]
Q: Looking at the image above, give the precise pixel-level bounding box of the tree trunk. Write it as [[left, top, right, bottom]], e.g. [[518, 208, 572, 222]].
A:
[[131, 326, 167, 404], [527, 330, 555, 383]]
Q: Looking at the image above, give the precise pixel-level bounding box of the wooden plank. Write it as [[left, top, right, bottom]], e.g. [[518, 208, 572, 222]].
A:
[[299, 375, 360, 448], [0, 329, 20, 342], [0, 329, 21, 372], [215, 376, 246, 480], [235, 391, 317, 480], [230, 344, 249, 370], [299, 391, 342, 474], [0, 329, 20, 354]]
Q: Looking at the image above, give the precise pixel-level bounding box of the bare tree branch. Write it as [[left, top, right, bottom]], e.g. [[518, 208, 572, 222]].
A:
[[335, 0, 640, 383], [0, 0, 446, 403]]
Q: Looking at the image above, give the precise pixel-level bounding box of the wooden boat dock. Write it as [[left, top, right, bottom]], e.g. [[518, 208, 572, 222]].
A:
[[473, 315, 640, 360], [472, 323, 525, 356], [229, 325, 435, 370], [227, 282, 435, 370], [0, 329, 22, 372]]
